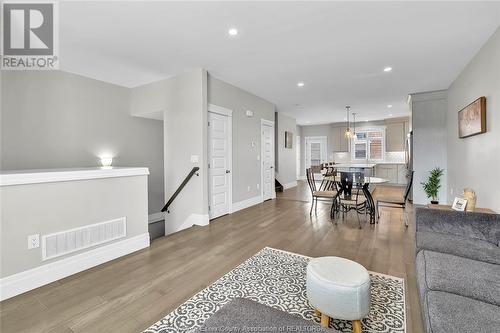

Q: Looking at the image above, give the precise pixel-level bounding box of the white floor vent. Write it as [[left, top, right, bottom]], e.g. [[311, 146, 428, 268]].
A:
[[42, 217, 126, 261]]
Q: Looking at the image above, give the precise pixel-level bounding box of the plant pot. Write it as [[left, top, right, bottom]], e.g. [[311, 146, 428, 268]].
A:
[[431, 200, 439, 204]]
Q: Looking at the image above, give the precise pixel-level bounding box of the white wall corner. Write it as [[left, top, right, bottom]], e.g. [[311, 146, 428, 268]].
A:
[[232, 195, 263, 213], [283, 181, 298, 190], [165, 213, 209, 235], [0, 233, 150, 301]]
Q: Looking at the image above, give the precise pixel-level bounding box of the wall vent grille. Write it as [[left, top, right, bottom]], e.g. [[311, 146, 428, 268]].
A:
[[42, 217, 126, 261]]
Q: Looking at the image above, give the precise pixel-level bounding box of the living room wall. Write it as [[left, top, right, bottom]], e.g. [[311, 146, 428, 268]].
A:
[[0, 71, 164, 215], [446, 27, 500, 212]]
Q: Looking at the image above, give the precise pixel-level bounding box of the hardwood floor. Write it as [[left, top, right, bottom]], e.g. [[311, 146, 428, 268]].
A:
[[0, 181, 424, 333]]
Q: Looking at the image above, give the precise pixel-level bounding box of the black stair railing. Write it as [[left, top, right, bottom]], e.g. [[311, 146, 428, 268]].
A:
[[161, 167, 200, 213]]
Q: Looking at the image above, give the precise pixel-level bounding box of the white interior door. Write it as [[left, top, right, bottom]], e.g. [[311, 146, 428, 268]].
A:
[[305, 137, 327, 169], [261, 120, 275, 201], [208, 112, 232, 219]]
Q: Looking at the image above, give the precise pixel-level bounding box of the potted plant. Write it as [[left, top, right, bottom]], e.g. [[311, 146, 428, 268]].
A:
[[421, 167, 444, 204]]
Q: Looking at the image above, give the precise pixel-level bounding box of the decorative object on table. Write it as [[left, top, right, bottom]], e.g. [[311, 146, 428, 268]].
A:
[[458, 96, 486, 138], [144, 247, 406, 333], [306, 256, 370, 333], [452, 197, 467, 211], [421, 167, 444, 204], [462, 188, 477, 212], [284, 131, 293, 149]]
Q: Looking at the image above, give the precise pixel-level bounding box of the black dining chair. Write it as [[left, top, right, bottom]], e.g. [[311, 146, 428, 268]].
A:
[[337, 172, 367, 229], [376, 171, 414, 227]]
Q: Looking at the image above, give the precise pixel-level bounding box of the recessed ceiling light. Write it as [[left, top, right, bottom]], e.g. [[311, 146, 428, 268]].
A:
[[388, 113, 393, 117], [365, 120, 369, 122], [297, 82, 305, 87], [384, 67, 392, 72], [387, 104, 393, 108], [228, 28, 238, 36], [306, 121, 311, 124]]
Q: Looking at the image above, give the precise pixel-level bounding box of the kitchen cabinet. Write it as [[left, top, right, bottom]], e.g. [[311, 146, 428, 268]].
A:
[[375, 163, 407, 185], [386, 122, 405, 151], [332, 126, 349, 152], [397, 164, 407, 184]]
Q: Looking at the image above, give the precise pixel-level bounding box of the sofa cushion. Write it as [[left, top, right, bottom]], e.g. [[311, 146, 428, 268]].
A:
[[426, 291, 500, 333], [415, 207, 500, 245], [416, 250, 500, 306], [416, 231, 500, 265]]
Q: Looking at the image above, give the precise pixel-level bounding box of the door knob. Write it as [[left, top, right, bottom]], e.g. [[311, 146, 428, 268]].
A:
[[226, 170, 231, 173], [270, 166, 274, 169]]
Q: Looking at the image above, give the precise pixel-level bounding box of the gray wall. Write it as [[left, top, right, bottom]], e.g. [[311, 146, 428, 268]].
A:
[[300, 124, 334, 161], [0, 71, 164, 215], [275, 112, 297, 186], [446, 27, 500, 212], [207, 75, 275, 203], [411, 91, 448, 205]]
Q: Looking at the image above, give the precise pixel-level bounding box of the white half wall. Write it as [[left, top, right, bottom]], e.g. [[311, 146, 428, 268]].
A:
[[446, 27, 500, 212]]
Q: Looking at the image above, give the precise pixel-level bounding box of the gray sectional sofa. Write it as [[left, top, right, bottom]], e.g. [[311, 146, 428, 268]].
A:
[[415, 207, 500, 333]]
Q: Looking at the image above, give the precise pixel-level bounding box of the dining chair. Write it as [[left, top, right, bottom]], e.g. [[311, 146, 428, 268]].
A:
[[337, 172, 367, 229], [306, 168, 338, 215], [376, 171, 414, 227]]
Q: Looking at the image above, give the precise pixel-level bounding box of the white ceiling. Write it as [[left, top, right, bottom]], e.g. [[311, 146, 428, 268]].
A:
[[59, 1, 500, 125]]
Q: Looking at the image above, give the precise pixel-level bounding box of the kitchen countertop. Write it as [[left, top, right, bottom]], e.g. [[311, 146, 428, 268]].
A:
[[334, 163, 377, 168]]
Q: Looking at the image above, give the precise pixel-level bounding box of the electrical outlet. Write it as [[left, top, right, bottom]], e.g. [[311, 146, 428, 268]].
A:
[[450, 187, 454, 196], [247, 185, 251, 192], [28, 234, 40, 249], [256, 183, 260, 190]]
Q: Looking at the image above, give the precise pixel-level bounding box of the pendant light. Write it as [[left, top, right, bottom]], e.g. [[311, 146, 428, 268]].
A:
[[351, 112, 357, 139], [344, 106, 352, 138]]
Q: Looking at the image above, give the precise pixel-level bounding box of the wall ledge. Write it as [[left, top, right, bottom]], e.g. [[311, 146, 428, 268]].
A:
[[0, 167, 149, 186]]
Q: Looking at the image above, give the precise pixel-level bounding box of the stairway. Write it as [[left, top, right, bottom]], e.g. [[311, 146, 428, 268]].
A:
[[275, 179, 284, 192]]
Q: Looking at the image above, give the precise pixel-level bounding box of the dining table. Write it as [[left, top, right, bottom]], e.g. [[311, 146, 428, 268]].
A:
[[323, 175, 389, 224]]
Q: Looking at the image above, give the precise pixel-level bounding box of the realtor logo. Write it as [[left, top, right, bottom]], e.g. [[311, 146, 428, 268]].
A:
[[1, 1, 59, 69]]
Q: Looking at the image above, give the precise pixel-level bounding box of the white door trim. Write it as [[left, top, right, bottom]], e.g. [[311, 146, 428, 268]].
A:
[[305, 136, 328, 169], [208, 103, 233, 117], [260, 119, 276, 201], [207, 108, 233, 219]]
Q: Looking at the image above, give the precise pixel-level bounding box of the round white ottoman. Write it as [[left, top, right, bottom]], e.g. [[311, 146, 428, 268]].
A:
[[306, 256, 370, 333]]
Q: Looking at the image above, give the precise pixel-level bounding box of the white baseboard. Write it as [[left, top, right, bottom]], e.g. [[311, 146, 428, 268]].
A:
[[232, 195, 263, 213], [0, 233, 150, 301], [148, 212, 164, 224], [297, 176, 306, 180], [283, 181, 298, 189]]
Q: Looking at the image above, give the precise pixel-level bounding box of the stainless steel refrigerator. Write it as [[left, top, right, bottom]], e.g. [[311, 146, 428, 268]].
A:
[[405, 131, 413, 201]]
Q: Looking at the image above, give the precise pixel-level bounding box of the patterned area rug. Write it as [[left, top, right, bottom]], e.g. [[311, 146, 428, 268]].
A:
[[144, 247, 406, 333]]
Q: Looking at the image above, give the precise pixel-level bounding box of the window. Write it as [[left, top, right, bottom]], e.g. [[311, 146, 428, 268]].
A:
[[352, 128, 385, 161]]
